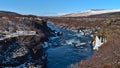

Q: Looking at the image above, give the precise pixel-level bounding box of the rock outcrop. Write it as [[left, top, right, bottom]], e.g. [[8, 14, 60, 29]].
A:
[[0, 12, 54, 68]]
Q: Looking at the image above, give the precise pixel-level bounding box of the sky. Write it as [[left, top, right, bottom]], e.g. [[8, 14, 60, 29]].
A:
[[0, 0, 120, 16]]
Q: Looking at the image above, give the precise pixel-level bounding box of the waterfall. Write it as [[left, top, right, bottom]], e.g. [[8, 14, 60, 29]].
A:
[[92, 36, 107, 50]]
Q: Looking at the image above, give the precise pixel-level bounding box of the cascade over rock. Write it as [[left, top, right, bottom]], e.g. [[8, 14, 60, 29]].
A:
[[92, 36, 107, 50]]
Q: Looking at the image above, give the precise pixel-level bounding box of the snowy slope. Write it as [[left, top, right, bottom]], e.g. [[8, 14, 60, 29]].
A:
[[61, 9, 120, 17]]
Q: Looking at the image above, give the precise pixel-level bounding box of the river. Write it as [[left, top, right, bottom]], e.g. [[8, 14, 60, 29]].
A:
[[45, 21, 94, 68]]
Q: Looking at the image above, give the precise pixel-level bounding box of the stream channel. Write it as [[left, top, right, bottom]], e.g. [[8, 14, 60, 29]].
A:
[[45, 21, 94, 68]]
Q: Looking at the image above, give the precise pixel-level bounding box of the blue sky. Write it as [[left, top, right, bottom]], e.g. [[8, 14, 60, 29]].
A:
[[0, 0, 120, 16]]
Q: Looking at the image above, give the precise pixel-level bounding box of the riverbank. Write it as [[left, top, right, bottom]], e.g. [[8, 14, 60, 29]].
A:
[[0, 12, 55, 68], [45, 15, 120, 68]]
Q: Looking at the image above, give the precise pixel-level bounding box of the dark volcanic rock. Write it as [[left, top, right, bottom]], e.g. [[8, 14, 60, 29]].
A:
[[0, 14, 53, 67]]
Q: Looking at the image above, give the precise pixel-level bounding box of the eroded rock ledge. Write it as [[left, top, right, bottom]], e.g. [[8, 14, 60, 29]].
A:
[[0, 16, 54, 68]]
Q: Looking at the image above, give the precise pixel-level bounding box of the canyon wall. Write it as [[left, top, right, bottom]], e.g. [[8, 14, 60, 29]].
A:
[[0, 14, 54, 68]]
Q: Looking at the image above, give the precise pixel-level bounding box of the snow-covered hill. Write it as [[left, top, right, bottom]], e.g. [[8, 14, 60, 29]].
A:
[[60, 9, 120, 17]]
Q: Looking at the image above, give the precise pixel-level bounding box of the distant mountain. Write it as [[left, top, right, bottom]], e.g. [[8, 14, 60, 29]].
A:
[[0, 11, 22, 17], [60, 9, 120, 17]]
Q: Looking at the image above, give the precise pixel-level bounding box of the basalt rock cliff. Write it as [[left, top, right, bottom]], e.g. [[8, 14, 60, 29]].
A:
[[0, 11, 54, 68]]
